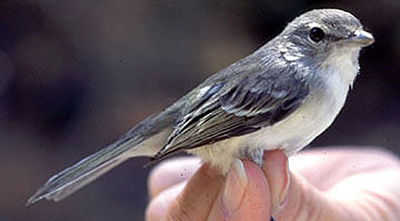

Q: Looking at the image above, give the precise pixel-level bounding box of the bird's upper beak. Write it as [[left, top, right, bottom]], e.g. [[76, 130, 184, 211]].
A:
[[348, 29, 375, 47]]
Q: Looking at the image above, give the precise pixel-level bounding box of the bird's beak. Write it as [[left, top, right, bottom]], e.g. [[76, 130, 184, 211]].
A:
[[349, 29, 375, 47]]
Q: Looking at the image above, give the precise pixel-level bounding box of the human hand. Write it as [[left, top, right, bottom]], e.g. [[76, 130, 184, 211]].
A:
[[146, 147, 400, 221]]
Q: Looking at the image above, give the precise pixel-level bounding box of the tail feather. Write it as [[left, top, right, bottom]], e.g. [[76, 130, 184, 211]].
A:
[[27, 107, 179, 205], [27, 143, 129, 205]]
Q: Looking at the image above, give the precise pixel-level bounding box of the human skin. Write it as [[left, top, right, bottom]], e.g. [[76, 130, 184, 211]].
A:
[[146, 147, 400, 221]]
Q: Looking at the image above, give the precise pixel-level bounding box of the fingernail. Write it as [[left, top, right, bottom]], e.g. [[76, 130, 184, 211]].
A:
[[272, 160, 290, 216], [222, 159, 248, 214], [273, 158, 290, 215], [279, 159, 290, 204], [263, 151, 290, 214]]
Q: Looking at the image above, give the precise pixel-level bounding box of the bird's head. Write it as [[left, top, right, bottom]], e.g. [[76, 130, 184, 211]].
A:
[[276, 9, 374, 67]]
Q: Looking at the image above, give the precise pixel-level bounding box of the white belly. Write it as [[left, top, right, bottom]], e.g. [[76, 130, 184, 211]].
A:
[[189, 49, 359, 174], [189, 75, 351, 174], [244, 87, 346, 155]]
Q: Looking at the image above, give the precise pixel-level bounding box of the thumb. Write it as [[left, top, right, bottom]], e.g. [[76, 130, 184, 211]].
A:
[[262, 150, 347, 221]]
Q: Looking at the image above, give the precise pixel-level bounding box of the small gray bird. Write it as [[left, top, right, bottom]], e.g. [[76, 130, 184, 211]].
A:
[[28, 8, 374, 205]]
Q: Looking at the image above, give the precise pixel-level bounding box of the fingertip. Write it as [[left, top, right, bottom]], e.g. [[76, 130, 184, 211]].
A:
[[209, 160, 271, 221], [162, 163, 225, 220], [147, 157, 201, 198], [221, 159, 248, 214], [145, 181, 187, 221], [264, 151, 335, 220], [262, 150, 290, 213], [238, 160, 271, 219]]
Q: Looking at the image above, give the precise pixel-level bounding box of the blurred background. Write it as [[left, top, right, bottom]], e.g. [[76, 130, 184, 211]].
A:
[[0, 0, 399, 220]]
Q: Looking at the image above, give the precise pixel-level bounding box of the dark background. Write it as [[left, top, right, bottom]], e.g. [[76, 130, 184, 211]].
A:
[[0, 0, 399, 220]]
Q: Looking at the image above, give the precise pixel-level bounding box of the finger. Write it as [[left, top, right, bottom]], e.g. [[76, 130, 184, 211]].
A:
[[290, 147, 400, 189], [324, 149, 400, 221], [262, 150, 336, 220], [263, 150, 337, 220], [208, 159, 271, 221], [146, 181, 187, 221], [327, 168, 400, 221], [289, 147, 400, 220], [148, 157, 201, 198], [261, 150, 289, 213], [263, 149, 400, 221], [161, 163, 225, 221]]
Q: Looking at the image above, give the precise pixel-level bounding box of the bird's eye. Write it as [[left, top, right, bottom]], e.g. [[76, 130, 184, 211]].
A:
[[309, 27, 325, 42]]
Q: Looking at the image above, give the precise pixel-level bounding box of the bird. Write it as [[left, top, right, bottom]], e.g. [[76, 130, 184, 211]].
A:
[[27, 8, 374, 205]]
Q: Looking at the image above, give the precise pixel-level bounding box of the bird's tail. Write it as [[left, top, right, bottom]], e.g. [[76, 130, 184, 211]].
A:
[[27, 108, 177, 205]]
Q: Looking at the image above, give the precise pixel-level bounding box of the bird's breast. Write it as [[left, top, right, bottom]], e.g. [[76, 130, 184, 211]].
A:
[[189, 82, 349, 174], [247, 63, 353, 155], [189, 65, 353, 173]]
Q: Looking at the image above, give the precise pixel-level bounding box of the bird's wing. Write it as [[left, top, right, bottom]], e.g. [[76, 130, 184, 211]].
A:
[[152, 63, 309, 160]]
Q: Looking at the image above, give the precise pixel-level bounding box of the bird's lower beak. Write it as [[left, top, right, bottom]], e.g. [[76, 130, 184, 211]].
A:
[[349, 29, 375, 47]]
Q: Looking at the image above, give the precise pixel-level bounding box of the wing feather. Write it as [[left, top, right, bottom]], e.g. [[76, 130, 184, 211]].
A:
[[152, 60, 309, 160]]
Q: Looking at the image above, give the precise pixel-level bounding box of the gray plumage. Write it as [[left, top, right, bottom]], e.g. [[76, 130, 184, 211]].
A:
[[27, 8, 374, 205]]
